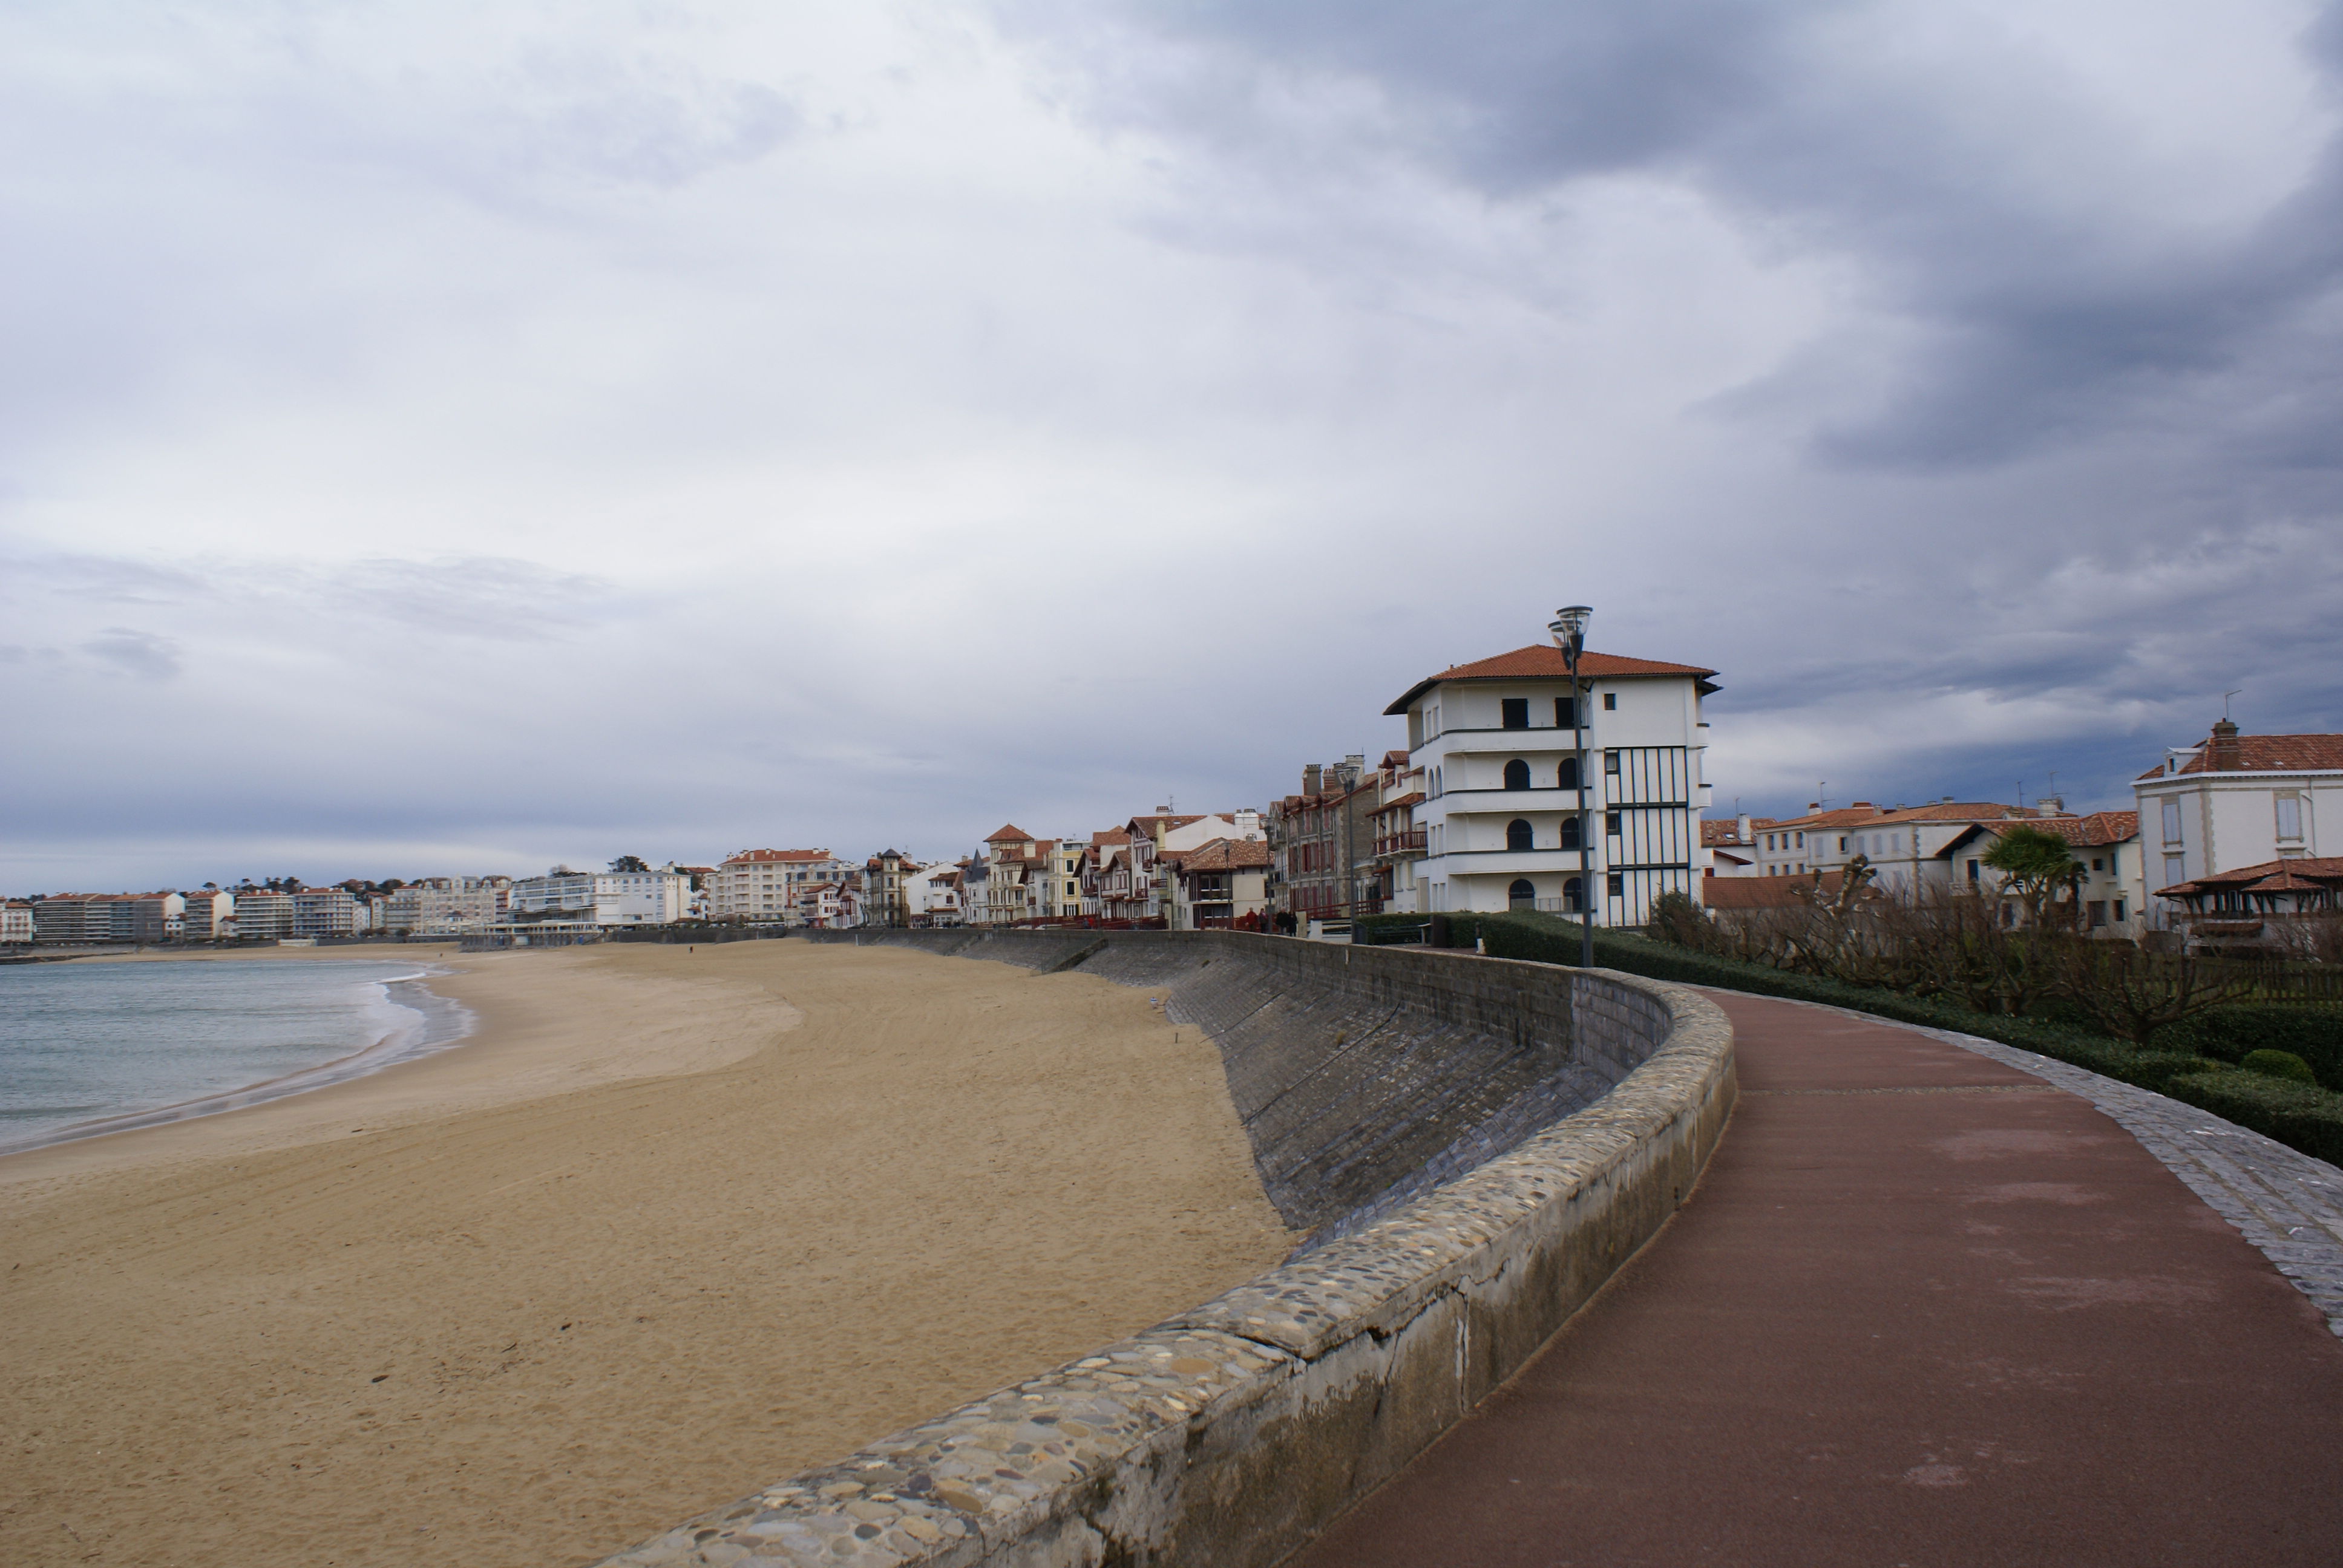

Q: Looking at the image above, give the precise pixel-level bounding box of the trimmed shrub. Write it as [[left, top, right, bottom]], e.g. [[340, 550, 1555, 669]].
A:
[[2152, 1005, 2343, 1089], [2241, 1049, 2319, 1085], [2166, 1071, 2343, 1166]]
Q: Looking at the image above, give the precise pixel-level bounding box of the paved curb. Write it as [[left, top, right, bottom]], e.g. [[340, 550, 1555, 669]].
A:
[[1707, 989, 2343, 1339]]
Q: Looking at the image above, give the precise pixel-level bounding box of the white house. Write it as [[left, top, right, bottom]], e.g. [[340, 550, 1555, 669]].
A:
[[1387, 635, 1717, 923], [2, 901, 33, 944], [2135, 721, 2343, 929], [902, 861, 965, 926]]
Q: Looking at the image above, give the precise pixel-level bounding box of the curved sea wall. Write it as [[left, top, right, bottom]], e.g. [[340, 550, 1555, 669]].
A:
[[597, 932, 1734, 1568]]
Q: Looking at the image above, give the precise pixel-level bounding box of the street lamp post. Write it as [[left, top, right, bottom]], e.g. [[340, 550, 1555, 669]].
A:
[[1550, 605, 1595, 969]]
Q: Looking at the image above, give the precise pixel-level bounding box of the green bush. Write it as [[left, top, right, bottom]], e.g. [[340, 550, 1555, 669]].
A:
[[2152, 1005, 2343, 1089], [2166, 1071, 2343, 1165], [2241, 1049, 2319, 1085]]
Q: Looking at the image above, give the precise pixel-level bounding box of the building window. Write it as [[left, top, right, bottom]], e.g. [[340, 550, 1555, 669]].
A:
[[1561, 815, 1582, 849], [1795, 832, 1804, 848], [1507, 818, 1534, 852], [1559, 757, 1579, 790], [1603, 693, 1617, 710], [2277, 794, 2304, 840], [2163, 854, 2184, 888], [1508, 878, 1536, 907], [1556, 697, 1578, 728], [1564, 877, 1583, 910], [1967, 858, 1980, 883], [1606, 811, 1622, 837], [2114, 900, 2127, 923], [1607, 872, 1624, 897], [2161, 799, 2183, 844], [1604, 750, 1620, 775], [1504, 759, 1531, 790], [1502, 697, 1529, 730]]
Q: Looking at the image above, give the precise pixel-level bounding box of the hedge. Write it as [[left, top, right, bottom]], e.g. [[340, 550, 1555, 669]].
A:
[[1342, 909, 2343, 1163], [2167, 1071, 2343, 1166], [2152, 1005, 2343, 1089]]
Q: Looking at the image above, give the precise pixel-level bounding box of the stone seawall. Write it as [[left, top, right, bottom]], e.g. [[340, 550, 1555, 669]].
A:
[[597, 933, 1734, 1568]]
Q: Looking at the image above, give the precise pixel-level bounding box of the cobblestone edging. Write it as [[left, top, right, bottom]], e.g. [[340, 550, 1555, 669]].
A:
[[592, 965, 1735, 1568], [1739, 993, 2343, 1339]]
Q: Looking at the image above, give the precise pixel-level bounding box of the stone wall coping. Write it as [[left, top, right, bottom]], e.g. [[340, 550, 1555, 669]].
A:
[[594, 955, 1732, 1568]]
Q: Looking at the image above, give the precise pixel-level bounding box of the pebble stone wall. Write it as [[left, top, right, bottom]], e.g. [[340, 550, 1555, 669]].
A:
[[592, 937, 1734, 1568]]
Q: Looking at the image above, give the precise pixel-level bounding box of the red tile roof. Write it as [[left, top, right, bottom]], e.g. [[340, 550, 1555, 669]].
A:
[[1702, 872, 1849, 910], [1168, 837, 1273, 872], [1386, 645, 1719, 714], [1867, 802, 2040, 826], [2136, 733, 2343, 780], [2157, 857, 2343, 898], [1701, 817, 1777, 846], [724, 848, 835, 864], [985, 823, 1034, 843]]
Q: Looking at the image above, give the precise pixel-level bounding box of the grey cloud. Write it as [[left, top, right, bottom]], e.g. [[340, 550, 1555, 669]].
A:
[[81, 627, 181, 680], [1021, 1, 2343, 472], [322, 557, 626, 641]]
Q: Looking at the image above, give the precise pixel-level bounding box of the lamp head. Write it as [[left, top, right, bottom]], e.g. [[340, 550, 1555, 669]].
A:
[[1548, 604, 1591, 660]]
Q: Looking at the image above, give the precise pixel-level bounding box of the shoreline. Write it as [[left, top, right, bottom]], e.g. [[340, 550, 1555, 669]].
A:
[[0, 959, 479, 1159], [1, 939, 1294, 1568]]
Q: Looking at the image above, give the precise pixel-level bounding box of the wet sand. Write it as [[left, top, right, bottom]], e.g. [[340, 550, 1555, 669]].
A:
[[1, 939, 1293, 1568]]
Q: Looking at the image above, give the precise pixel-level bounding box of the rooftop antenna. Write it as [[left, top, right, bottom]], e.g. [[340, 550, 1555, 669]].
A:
[[2223, 688, 2243, 720]]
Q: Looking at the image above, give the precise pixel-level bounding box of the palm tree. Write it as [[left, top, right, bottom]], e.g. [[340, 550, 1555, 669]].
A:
[[1982, 825, 2084, 931]]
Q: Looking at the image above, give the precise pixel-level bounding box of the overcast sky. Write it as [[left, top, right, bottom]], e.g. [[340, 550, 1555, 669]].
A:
[[7, 0, 2341, 890]]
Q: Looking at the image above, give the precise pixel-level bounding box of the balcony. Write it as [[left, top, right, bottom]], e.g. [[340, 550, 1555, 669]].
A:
[[1374, 829, 1428, 858]]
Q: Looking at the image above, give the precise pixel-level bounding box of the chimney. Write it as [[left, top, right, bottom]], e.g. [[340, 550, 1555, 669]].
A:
[[1234, 809, 1261, 839], [2207, 718, 2241, 772], [2036, 795, 2065, 815], [1807, 801, 1821, 814], [1303, 763, 1323, 795], [1737, 811, 1752, 840]]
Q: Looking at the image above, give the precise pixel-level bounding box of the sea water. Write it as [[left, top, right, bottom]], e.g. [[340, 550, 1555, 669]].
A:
[[0, 959, 474, 1155]]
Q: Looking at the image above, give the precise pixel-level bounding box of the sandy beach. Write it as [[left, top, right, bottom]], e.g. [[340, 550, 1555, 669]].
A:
[[1, 939, 1293, 1568]]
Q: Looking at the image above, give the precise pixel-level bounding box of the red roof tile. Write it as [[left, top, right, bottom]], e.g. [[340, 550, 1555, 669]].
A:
[[1702, 872, 1849, 910], [1168, 838, 1273, 872], [2156, 856, 2343, 898], [2135, 733, 2343, 781], [1386, 645, 1719, 714], [724, 848, 835, 864], [985, 823, 1034, 843]]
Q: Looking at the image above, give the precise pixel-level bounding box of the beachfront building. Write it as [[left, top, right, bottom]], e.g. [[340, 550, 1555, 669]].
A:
[[902, 861, 965, 925], [2, 901, 33, 944], [1162, 837, 1274, 929], [2137, 722, 2343, 932], [1391, 635, 1717, 923], [862, 850, 916, 928], [1271, 763, 1377, 923], [292, 886, 361, 939], [1366, 750, 1429, 915], [384, 878, 506, 936], [708, 849, 845, 923], [234, 889, 296, 941], [510, 866, 691, 926], [180, 889, 235, 941]]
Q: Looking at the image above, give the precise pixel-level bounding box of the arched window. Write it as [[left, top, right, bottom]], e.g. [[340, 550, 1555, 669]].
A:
[[1559, 815, 1582, 849], [1508, 878, 1536, 907], [1503, 759, 1530, 791], [1506, 818, 1534, 852], [1558, 756, 1579, 791], [1563, 877, 1584, 911]]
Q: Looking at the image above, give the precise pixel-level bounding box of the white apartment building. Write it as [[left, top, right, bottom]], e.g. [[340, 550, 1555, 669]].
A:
[[709, 849, 845, 922], [510, 866, 692, 925], [2, 902, 32, 944], [1391, 636, 1717, 923], [292, 886, 361, 939], [385, 878, 508, 936], [234, 890, 295, 941], [2136, 722, 2343, 926], [180, 889, 235, 940]]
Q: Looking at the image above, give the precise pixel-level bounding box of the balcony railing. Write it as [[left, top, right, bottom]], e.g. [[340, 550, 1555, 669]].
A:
[[1374, 829, 1428, 857]]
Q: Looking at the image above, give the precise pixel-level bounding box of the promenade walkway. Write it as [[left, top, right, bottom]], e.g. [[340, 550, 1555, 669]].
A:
[[1293, 991, 2343, 1567]]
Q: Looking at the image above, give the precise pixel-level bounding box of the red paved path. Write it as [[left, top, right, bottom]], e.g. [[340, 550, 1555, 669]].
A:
[[1292, 991, 2343, 1567]]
